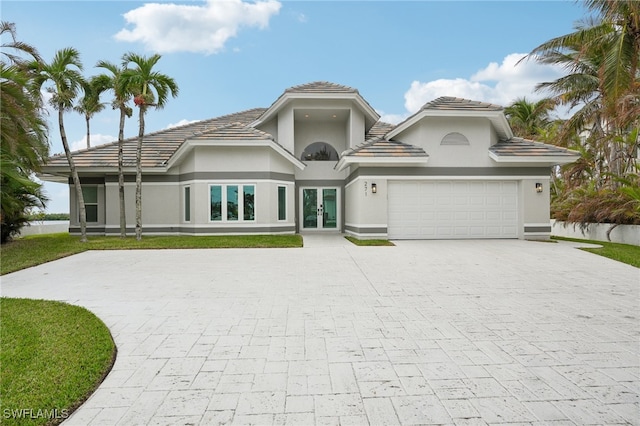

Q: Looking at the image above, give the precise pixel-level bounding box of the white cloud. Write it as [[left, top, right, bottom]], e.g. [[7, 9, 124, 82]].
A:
[[114, 0, 282, 54], [166, 119, 199, 129], [402, 53, 565, 114], [377, 111, 409, 125], [71, 134, 115, 152]]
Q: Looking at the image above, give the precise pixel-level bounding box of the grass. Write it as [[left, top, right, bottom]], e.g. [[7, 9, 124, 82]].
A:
[[552, 236, 640, 268], [345, 236, 395, 246], [0, 233, 303, 275], [0, 298, 116, 426]]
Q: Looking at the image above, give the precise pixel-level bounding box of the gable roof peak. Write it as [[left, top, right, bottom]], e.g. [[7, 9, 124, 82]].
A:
[[284, 81, 359, 94], [420, 96, 504, 112]]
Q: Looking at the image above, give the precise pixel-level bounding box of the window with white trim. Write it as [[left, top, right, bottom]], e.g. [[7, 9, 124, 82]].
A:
[[80, 186, 98, 223], [210, 184, 255, 222], [441, 132, 470, 145]]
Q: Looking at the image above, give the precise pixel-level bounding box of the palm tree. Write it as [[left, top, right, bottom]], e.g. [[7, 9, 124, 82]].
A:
[[95, 60, 133, 238], [1, 22, 49, 242], [121, 53, 178, 240], [74, 76, 106, 149], [525, 0, 639, 181], [1, 21, 40, 66], [523, 1, 640, 228], [30, 48, 89, 242], [504, 97, 555, 140]]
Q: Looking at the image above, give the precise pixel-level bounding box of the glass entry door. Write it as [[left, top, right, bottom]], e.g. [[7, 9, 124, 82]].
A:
[[301, 188, 338, 230]]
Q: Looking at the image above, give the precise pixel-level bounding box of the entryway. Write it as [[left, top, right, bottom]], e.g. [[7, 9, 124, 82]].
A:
[[301, 233, 351, 248], [300, 187, 339, 231]]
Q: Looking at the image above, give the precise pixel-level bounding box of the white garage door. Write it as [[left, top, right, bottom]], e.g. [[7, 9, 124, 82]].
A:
[[388, 180, 518, 239]]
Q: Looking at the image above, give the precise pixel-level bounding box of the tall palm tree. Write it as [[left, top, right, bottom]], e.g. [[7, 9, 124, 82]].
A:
[[584, 0, 640, 126], [95, 60, 133, 238], [74, 75, 106, 149], [504, 97, 555, 140], [30, 48, 89, 242], [1, 22, 49, 242], [523, 1, 640, 227], [121, 53, 178, 241], [526, 0, 639, 181]]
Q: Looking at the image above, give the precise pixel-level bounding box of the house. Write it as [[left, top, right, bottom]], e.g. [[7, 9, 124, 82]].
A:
[[40, 81, 580, 240]]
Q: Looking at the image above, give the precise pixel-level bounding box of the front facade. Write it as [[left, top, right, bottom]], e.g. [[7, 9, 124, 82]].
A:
[[41, 82, 579, 240]]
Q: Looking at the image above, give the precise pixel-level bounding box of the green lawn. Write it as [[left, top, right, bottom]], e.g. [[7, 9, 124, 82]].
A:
[[0, 298, 116, 426], [344, 236, 395, 246], [552, 236, 640, 268], [0, 233, 303, 275]]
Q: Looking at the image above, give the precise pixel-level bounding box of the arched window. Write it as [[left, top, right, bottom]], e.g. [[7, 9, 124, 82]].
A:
[[441, 132, 470, 146], [301, 142, 339, 161]]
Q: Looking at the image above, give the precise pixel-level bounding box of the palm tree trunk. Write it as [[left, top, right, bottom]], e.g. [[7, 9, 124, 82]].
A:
[[118, 107, 127, 238], [85, 115, 91, 149], [59, 108, 87, 242], [135, 107, 145, 241]]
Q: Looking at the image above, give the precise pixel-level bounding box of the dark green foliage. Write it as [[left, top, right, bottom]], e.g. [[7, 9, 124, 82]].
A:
[[0, 22, 49, 243]]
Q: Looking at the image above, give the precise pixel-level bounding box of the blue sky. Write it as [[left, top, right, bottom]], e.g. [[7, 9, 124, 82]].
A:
[[3, 0, 587, 213]]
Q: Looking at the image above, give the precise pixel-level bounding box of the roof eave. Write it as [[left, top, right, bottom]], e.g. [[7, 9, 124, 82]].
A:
[[252, 92, 380, 129], [39, 165, 167, 179], [335, 156, 429, 172], [488, 151, 580, 165], [386, 110, 513, 140], [168, 139, 306, 170], [37, 172, 69, 183]]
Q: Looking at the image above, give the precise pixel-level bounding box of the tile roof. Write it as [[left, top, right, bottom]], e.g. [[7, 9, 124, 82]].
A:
[[284, 81, 359, 94], [490, 137, 580, 157], [45, 108, 267, 168], [344, 138, 428, 158], [420, 97, 504, 112], [191, 122, 274, 140], [365, 121, 396, 142]]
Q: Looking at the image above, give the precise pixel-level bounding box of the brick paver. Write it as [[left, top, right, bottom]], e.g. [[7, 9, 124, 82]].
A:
[[2, 238, 638, 425]]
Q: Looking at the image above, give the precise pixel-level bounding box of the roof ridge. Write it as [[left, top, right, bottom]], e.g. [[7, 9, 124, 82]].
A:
[[420, 96, 504, 111], [284, 81, 358, 93]]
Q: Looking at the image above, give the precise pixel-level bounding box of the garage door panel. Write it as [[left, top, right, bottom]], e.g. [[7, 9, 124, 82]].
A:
[[502, 226, 517, 234], [469, 226, 485, 236], [503, 211, 517, 221], [388, 180, 518, 239], [485, 211, 500, 220], [437, 226, 453, 236], [485, 196, 500, 205], [421, 227, 436, 236], [453, 196, 468, 206], [421, 212, 436, 220], [436, 196, 452, 206]]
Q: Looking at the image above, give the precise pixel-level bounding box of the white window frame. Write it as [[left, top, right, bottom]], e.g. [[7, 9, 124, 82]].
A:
[[80, 185, 99, 223], [209, 183, 256, 223]]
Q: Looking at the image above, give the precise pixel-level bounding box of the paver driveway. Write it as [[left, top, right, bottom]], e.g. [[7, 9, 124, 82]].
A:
[[2, 238, 639, 425]]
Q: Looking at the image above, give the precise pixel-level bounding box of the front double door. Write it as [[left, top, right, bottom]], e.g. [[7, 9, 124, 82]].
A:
[[301, 187, 338, 230]]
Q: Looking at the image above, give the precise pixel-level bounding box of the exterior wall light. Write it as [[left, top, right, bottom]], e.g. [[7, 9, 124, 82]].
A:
[[371, 183, 377, 194], [535, 182, 543, 193]]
